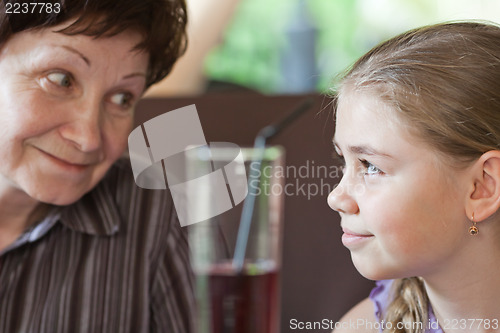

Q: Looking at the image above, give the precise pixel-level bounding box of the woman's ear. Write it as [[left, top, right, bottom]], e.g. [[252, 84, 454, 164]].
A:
[[467, 150, 500, 222]]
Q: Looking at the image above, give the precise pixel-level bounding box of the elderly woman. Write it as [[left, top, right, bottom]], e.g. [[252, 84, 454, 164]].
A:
[[0, 1, 193, 332]]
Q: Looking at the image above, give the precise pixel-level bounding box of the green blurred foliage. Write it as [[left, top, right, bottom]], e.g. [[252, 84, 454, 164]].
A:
[[205, 0, 500, 94], [205, 0, 294, 92]]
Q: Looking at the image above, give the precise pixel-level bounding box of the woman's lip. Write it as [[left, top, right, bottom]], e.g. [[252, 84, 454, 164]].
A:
[[37, 148, 91, 172]]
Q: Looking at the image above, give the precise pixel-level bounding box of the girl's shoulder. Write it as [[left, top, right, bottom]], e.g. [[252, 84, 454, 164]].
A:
[[333, 297, 379, 333], [333, 280, 394, 333]]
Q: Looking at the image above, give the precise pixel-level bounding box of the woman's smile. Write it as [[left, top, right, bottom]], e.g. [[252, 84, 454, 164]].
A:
[[0, 22, 148, 205]]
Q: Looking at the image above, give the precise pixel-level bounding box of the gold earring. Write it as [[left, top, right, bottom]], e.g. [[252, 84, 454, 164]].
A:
[[469, 213, 479, 235]]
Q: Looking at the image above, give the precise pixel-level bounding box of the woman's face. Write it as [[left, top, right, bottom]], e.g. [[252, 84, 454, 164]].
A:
[[0, 22, 149, 205], [328, 88, 472, 281]]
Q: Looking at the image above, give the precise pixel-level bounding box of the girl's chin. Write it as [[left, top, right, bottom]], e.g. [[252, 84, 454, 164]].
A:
[[352, 258, 408, 281]]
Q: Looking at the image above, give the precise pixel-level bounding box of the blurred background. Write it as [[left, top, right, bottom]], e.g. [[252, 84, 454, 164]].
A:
[[137, 1, 500, 331], [146, 0, 500, 97]]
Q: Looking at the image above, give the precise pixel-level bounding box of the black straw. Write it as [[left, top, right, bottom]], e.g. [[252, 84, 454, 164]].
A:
[[232, 98, 314, 272]]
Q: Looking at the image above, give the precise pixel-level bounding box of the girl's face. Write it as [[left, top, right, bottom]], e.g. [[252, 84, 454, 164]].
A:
[[0, 22, 149, 206], [328, 89, 472, 281]]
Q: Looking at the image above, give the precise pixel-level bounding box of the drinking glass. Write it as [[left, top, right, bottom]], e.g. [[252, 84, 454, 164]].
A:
[[186, 144, 284, 333]]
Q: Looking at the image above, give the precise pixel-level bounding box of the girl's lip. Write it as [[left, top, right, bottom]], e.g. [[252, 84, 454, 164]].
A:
[[341, 227, 374, 248], [341, 227, 372, 237]]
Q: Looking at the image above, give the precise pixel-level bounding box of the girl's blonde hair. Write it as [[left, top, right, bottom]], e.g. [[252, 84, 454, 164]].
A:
[[336, 21, 500, 332]]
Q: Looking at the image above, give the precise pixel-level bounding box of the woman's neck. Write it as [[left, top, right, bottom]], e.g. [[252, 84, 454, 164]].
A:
[[0, 180, 45, 252]]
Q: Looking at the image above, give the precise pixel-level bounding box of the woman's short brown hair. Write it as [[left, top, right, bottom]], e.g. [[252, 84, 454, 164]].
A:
[[0, 0, 188, 87]]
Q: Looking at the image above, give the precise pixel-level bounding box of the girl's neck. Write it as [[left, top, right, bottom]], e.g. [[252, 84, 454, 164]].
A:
[[422, 230, 500, 332]]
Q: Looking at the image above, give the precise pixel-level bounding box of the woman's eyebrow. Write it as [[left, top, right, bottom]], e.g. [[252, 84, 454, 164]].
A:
[[332, 140, 394, 158], [49, 45, 146, 81], [123, 72, 146, 80], [56, 45, 91, 67]]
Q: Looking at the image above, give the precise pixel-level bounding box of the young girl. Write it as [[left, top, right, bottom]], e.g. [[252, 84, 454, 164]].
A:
[[328, 22, 500, 333]]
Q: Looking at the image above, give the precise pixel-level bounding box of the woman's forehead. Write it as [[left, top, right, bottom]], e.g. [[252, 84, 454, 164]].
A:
[[6, 21, 146, 57]]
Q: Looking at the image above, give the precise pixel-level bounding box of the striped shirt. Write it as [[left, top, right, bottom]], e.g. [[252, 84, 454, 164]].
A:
[[0, 159, 195, 333]]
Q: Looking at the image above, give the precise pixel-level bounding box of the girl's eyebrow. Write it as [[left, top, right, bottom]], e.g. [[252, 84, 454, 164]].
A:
[[332, 140, 394, 159]]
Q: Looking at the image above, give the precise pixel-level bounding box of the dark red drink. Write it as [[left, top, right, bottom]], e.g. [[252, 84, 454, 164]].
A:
[[205, 262, 280, 333]]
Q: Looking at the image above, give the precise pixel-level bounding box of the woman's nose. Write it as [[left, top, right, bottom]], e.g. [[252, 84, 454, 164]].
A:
[[327, 180, 359, 215], [58, 100, 103, 153]]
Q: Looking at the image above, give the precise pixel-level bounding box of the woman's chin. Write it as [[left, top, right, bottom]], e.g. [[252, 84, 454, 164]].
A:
[[20, 182, 89, 206]]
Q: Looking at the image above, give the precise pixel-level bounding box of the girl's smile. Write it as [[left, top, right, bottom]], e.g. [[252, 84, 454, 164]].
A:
[[341, 227, 374, 248], [328, 88, 473, 281]]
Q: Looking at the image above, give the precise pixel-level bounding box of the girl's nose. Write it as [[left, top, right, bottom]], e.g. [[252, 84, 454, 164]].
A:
[[327, 181, 359, 215]]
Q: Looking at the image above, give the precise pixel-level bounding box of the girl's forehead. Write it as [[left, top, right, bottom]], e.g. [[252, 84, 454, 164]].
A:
[[336, 88, 401, 126], [334, 88, 425, 150]]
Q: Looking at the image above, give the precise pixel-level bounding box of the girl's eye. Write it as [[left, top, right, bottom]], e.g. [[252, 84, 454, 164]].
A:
[[110, 92, 134, 108], [332, 152, 346, 173], [360, 159, 383, 176], [47, 72, 72, 88]]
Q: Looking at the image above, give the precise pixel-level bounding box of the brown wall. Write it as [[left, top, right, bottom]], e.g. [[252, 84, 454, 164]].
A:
[[135, 92, 375, 332]]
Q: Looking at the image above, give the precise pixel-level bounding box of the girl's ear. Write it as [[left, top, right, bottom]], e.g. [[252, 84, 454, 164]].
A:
[[467, 150, 500, 222]]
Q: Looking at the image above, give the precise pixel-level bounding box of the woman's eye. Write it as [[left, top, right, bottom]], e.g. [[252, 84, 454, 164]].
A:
[[360, 159, 383, 176], [47, 72, 72, 88], [110, 92, 134, 108]]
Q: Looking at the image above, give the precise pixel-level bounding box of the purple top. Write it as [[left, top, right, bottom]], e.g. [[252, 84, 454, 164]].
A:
[[370, 280, 443, 333]]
